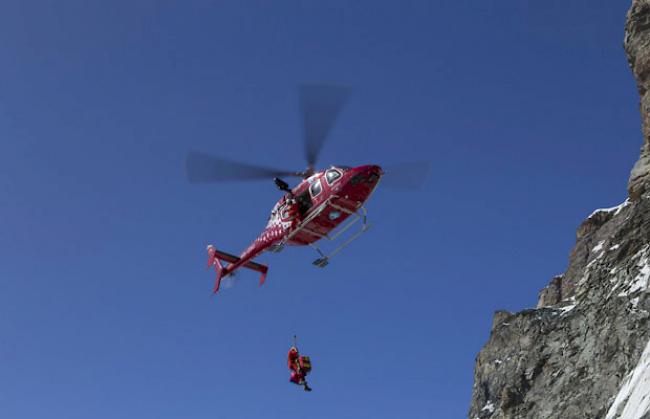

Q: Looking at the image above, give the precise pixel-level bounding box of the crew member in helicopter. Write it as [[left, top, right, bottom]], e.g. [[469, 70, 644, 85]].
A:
[[284, 196, 302, 229], [274, 177, 303, 230]]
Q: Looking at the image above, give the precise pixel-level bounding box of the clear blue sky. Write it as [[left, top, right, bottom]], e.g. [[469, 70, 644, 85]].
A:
[[0, 1, 639, 418]]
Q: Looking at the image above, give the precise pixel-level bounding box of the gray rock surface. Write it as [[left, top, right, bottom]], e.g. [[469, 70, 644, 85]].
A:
[[626, 0, 650, 200], [469, 2, 650, 418], [469, 198, 650, 418]]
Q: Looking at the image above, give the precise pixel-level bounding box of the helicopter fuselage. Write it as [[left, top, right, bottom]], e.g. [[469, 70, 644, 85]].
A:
[[282, 164, 382, 245], [207, 164, 382, 292]]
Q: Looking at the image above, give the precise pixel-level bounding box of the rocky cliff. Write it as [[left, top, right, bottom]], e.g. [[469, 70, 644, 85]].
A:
[[468, 2, 650, 418], [627, 1, 650, 201]]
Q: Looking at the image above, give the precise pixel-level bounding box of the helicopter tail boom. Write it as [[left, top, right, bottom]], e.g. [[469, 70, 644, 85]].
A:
[[207, 245, 268, 293]]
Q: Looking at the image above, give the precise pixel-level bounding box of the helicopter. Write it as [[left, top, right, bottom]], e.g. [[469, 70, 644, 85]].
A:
[[186, 85, 429, 293]]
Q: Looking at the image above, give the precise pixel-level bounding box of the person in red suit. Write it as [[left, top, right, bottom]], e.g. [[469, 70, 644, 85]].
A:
[[284, 197, 301, 230], [288, 346, 312, 392]]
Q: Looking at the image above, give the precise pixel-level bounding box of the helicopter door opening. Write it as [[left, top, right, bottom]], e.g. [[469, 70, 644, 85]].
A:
[[296, 190, 312, 215]]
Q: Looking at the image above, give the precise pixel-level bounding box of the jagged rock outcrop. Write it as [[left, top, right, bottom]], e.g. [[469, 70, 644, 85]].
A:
[[469, 198, 650, 418], [626, 0, 650, 200], [469, 2, 650, 418]]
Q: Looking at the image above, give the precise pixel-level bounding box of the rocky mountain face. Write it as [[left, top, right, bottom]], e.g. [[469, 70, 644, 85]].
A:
[[627, 1, 650, 201], [468, 2, 650, 418]]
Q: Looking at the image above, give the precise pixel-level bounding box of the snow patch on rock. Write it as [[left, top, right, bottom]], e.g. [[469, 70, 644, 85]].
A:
[[593, 240, 606, 253], [481, 400, 495, 413], [589, 199, 630, 219], [559, 304, 577, 315], [629, 261, 650, 295], [615, 246, 650, 298], [605, 337, 650, 419]]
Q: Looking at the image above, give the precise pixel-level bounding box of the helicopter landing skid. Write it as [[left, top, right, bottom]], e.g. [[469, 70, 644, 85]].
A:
[[308, 205, 371, 268], [268, 243, 284, 253]]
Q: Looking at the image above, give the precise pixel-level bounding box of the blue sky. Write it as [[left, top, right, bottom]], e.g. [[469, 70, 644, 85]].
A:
[[0, 1, 640, 418]]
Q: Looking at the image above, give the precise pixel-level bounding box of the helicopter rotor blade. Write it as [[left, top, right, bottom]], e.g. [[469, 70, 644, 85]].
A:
[[300, 84, 351, 169], [380, 161, 433, 190], [185, 151, 301, 183]]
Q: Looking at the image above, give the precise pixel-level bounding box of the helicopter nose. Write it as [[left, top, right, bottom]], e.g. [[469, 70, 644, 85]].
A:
[[365, 165, 383, 184], [361, 164, 383, 177], [368, 165, 383, 176], [363, 164, 384, 184], [348, 165, 383, 187]]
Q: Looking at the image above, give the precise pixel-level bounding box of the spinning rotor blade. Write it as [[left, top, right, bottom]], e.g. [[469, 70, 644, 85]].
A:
[[300, 84, 351, 169], [185, 151, 300, 183], [381, 161, 433, 190]]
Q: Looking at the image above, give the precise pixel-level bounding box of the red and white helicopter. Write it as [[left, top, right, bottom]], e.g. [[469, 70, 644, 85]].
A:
[[186, 85, 428, 293]]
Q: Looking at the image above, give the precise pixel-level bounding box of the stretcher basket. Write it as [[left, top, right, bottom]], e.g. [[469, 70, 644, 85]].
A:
[[299, 356, 312, 374]]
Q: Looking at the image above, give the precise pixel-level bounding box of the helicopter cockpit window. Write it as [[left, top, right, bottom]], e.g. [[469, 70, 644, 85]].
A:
[[325, 169, 342, 185], [309, 178, 322, 197]]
